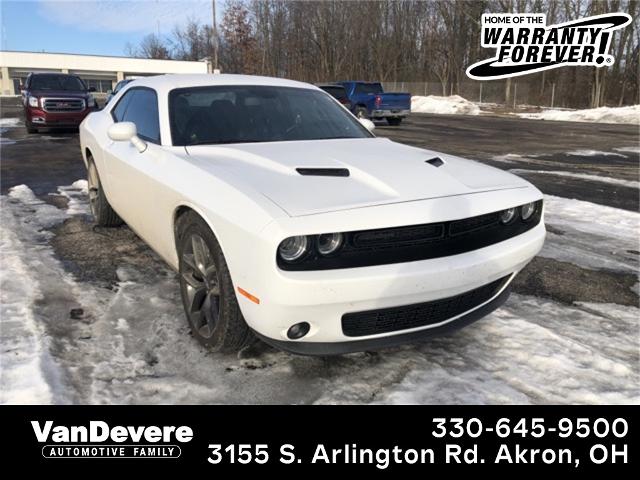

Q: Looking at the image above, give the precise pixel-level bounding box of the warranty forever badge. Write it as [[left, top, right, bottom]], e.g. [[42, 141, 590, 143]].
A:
[[467, 13, 632, 80]]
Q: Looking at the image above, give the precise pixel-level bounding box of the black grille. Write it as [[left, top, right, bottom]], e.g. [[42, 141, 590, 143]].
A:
[[278, 200, 543, 271], [342, 275, 510, 337]]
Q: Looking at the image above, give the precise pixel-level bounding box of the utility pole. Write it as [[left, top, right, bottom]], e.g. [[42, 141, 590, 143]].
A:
[[212, 0, 219, 73]]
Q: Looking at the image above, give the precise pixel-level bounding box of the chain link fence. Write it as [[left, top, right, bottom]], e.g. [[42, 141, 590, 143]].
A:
[[381, 81, 569, 110]]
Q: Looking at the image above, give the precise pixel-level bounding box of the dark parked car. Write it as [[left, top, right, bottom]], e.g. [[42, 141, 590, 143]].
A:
[[105, 79, 134, 105], [317, 83, 351, 110], [21, 72, 98, 133], [338, 81, 411, 126]]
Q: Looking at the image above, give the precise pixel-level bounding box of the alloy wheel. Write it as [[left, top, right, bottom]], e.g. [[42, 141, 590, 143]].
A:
[[181, 234, 221, 339]]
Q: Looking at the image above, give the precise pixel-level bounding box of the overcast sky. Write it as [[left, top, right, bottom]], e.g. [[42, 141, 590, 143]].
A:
[[1, 0, 223, 57]]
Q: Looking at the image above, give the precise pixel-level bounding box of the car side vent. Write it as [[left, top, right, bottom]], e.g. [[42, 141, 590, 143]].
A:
[[426, 157, 444, 167], [296, 168, 350, 177]]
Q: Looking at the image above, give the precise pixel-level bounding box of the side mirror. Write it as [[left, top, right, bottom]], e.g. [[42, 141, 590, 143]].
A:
[[88, 86, 97, 92], [359, 118, 375, 132], [107, 122, 147, 153]]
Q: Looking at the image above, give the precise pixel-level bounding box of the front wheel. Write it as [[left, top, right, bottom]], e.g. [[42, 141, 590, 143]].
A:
[[177, 212, 253, 352], [386, 117, 402, 126], [87, 159, 122, 227], [26, 121, 37, 134]]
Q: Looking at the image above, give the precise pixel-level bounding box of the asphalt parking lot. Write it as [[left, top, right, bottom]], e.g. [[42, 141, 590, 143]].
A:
[[1, 96, 638, 404]]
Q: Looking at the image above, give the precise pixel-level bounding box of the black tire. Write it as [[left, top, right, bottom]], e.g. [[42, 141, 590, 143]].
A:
[[176, 212, 253, 352], [354, 105, 368, 119], [87, 158, 123, 227], [386, 117, 402, 126], [26, 121, 37, 134]]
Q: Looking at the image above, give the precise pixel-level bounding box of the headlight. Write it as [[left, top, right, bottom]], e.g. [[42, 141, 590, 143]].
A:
[[499, 208, 517, 224], [28, 96, 39, 107], [278, 236, 308, 262], [317, 233, 344, 255], [521, 202, 537, 221], [87, 96, 96, 108]]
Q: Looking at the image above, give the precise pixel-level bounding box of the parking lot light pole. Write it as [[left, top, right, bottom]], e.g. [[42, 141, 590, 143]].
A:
[[212, 0, 218, 73]]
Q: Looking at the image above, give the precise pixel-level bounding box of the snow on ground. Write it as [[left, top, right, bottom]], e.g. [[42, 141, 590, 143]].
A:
[[517, 104, 640, 125], [510, 169, 640, 189], [411, 95, 480, 115], [0, 118, 21, 127], [540, 195, 639, 273], [359, 296, 639, 404], [566, 149, 626, 158], [491, 153, 530, 164], [0, 186, 73, 403], [0, 183, 638, 404], [615, 146, 640, 154], [56, 180, 90, 216]]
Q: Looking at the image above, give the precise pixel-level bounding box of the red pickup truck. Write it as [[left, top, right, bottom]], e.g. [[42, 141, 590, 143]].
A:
[[21, 72, 98, 133]]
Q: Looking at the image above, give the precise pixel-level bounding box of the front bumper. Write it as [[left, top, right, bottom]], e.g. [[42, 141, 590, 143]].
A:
[[253, 283, 512, 355], [371, 108, 410, 118], [236, 219, 545, 353], [26, 107, 92, 127]]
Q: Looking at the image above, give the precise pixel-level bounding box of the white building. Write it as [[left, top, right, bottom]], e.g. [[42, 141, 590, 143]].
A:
[[0, 51, 209, 95]]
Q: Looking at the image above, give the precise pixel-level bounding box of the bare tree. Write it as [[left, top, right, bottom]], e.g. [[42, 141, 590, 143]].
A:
[[127, 0, 639, 108]]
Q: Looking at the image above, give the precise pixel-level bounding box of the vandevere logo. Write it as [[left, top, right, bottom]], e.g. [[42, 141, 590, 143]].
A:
[[32, 420, 193, 459], [467, 12, 631, 80]]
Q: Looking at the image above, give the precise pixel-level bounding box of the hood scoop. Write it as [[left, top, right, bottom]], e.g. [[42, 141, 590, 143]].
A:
[[296, 167, 350, 177], [426, 157, 444, 167]]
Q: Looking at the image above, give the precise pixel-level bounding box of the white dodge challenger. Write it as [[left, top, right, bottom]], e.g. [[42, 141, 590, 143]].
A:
[[79, 74, 545, 355]]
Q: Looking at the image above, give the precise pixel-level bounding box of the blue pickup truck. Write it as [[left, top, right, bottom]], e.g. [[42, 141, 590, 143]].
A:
[[338, 81, 411, 126]]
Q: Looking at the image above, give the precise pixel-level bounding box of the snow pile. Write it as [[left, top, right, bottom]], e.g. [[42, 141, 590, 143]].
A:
[[615, 146, 640, 154], [56, 180, 90, 216], [566, 149, 626, 158], [510, 169, 639, 189], [411, 95, 480, 115], [540, 195, 640, 273], [0, 185, 74, 404], [517, 105, 640, 124], [0, 118, 21, 127], [363, 296, 639, 405]]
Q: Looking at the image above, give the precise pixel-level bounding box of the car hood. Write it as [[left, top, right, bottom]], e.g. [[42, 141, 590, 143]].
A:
[[185, 138, 530, 217]]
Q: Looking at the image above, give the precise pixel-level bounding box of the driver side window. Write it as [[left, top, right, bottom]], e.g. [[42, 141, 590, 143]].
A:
[[111, 88, 161, 144]]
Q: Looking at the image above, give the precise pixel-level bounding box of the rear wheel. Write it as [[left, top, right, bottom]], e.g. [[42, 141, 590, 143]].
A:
[[354, 106, 368, 119], [177, 212, 253, 352], [386, 117, 402, 126], [87, 158, 122, 227]]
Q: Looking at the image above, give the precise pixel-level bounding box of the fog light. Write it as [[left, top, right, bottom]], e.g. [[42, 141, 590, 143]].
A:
[[287, 322, 310, 340], [521, 202, 537, 221]]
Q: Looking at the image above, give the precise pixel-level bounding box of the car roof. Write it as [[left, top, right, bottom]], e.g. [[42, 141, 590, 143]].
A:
[[316, 83, 345, 88], [129, 74, 320, 93]]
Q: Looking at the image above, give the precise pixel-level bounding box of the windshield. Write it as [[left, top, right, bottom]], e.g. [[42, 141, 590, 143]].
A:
[[30, 74, 86, 91], [169, 85, 372, 146]]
